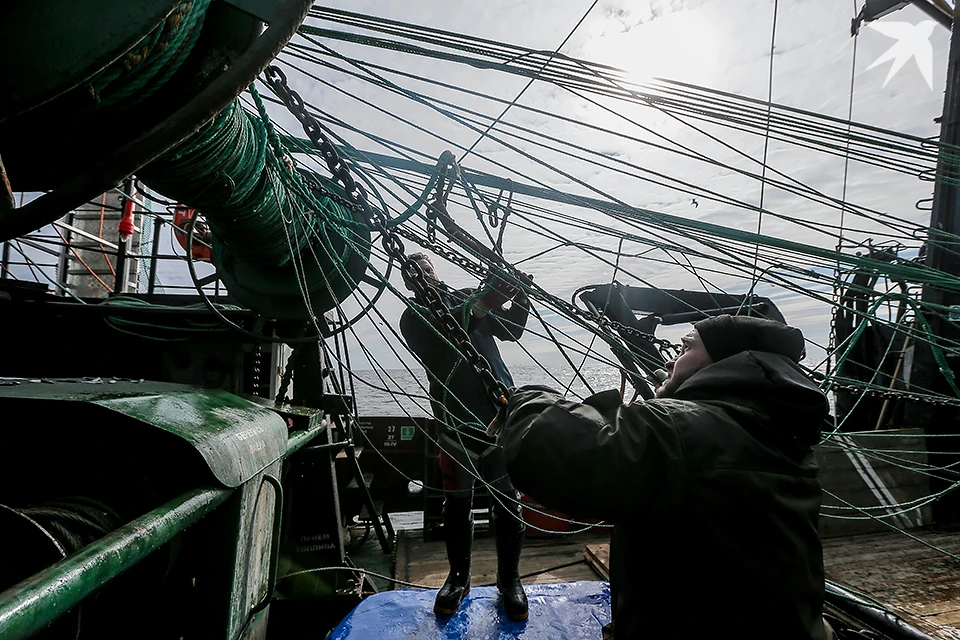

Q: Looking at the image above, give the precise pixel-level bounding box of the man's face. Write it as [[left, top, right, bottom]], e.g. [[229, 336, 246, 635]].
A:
[[655, 329, 713, 398], [404, 256, 440, 291]]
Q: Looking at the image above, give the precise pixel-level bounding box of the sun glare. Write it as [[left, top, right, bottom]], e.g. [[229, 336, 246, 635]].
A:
[[582, 8, 721, 86]]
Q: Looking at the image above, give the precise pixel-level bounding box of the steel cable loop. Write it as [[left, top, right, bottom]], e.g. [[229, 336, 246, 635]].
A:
[[271, 15, 960, 549], [280, 140, 960, 536], [268, 6, 960, 460]]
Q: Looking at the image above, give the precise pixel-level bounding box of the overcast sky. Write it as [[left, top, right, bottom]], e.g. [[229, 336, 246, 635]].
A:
[[11, 1, 948, 386], [242, 0, 951, 377]]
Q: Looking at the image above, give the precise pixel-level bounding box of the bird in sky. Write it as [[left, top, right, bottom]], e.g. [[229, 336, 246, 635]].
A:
[[867, 20, 936, 90]]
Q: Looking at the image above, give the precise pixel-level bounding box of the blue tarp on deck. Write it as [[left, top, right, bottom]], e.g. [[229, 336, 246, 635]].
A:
[[327, 580, 611, 639]]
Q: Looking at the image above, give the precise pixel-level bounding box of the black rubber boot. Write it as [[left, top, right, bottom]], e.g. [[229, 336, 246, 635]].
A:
[[493, 496, 528, 621], [434, 497, 474, 616]]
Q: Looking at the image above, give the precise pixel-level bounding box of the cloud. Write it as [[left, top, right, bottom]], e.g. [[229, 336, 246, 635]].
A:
[[144, 0, 947, 379]]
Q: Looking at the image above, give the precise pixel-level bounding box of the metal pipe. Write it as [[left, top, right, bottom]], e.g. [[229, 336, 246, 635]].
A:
[[285, 421, 327, 456], [0, 485, 232, 640], [0, 241, 9, 279], [302, 439, 352, 454], [147, 215, 163, 295], [113, 179, 135, 294], [55, 210, 73, 294], [875, 329, 914, 430], [52, 220, 119, 251], [659, 303, 768, 325], [17, 237, 61, 258], [825, 582, 937, 640]]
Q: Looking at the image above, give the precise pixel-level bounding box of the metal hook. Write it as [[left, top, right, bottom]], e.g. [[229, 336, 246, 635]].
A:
[[488, 189, 503, 227]]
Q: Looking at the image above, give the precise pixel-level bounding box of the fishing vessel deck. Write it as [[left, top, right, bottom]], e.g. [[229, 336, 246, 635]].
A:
[[823, 526, 960, 639], [394, 526, 611, 590]]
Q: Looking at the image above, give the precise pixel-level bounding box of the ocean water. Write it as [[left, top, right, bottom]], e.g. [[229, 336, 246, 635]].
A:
[[350, 364, 626, 418]]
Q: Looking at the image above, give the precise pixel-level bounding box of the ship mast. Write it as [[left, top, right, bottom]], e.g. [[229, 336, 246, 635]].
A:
[[902, 0, 960, 520]]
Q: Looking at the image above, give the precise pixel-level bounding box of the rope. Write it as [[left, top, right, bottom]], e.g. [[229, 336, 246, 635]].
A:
[[87, 0, 213, 109], [458, 0, 599, 163], [300, 9, 960, 184], [747, 0, 779, 312], [139, 97, 357, 270], [75, 4, 959, 547]]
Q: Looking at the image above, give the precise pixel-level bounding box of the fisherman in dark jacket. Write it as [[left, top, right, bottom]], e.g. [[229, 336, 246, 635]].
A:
[[491, 314, 829, 639], [399, 252, 532, 620]]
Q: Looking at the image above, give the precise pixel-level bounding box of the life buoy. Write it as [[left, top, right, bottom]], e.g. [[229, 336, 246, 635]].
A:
[[172, 205, 212, 262]]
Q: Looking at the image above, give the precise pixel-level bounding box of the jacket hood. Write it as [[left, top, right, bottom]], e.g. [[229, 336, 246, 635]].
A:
[[672, 350, 828, 446], [695, 314, 805, 364]]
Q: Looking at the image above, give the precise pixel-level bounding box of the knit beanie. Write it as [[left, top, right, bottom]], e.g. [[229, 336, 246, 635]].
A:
[[694, 314, 805, 364]]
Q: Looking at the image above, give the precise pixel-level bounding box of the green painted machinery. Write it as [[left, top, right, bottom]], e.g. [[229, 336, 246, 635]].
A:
[[0, 0, 371, 322], [0, 379, 316, 640]]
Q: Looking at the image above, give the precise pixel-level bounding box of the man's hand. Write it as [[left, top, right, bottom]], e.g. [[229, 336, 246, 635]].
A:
[[477, 271, 513, 311], [486, 400, 509, 437], [481, 270, 533, 309], [515, 271, 533, 303]]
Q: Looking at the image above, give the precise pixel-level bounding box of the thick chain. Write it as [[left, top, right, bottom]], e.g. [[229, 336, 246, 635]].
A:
[[263, 65, 680, 362], [264, 66, 369, 207], [264, 66, 509, 407], [829, 381, 960, 407], [383, 213, 510, 407], [397, 225, 680, 361]]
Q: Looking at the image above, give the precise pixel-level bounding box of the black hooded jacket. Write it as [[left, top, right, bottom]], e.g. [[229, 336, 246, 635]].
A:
[[499, 351, 829, 639], [400, 288, 529, 451]]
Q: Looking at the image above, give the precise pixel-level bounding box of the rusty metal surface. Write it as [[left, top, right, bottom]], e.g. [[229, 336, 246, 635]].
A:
[[0, 0, 312, 243]]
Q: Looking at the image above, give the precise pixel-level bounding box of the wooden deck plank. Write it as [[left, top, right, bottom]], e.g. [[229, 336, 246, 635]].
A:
[[394, 528, 610, 590], [824, 527, 960, 638], [391, 508, 960, 637], [928, 611, 960, 625], [584, 544, 610, 580]]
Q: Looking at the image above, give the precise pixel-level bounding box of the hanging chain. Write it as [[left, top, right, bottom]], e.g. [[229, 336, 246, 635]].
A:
[[264, 65, 509, 407], [264, 64, 678, 362], [829, 381, 960, 407], [397, 223, 680, 360], [253, 341, 263, 392], [374, 209, 510, 407]]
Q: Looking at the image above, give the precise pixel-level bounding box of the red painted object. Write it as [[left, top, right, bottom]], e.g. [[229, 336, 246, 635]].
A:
[[520, 494, 601, 537], [118, 195, 136, 242], [172, 205, 212, 261]]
